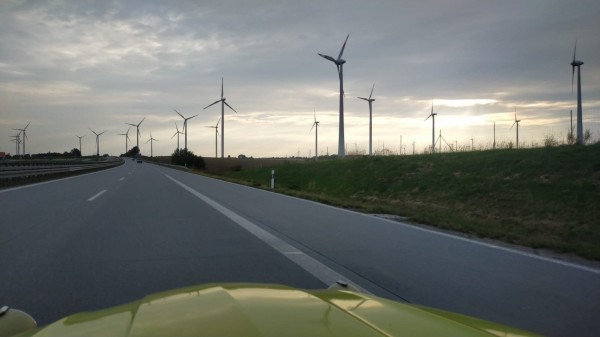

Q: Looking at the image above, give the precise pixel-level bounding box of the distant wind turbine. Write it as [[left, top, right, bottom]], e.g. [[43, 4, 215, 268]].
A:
[[13, 122, 30, 155], [424, 99, 437, 153], [88, 128, 106, 156], [174, 109, 198, 150], [571, 40, 585, 145], [511, 108, 521, 149], [204, 78, 237, 158], [205, 118, 220, 158], [145, 132, 158, 157], [358, 83, 376, 156], [76, 134, 85, 156], [310, 109, 320, 161], [318, 34, 349, 158], [171, 122, 184, 150], [126, 118, 145, 149], [10, 132, 21, 156], [118, 128, 132, 154]]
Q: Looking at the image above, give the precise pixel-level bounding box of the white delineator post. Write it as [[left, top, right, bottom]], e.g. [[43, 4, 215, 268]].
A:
[[271, 170, 275, 189]]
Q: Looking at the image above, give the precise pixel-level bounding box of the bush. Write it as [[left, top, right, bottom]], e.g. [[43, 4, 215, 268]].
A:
[[171, 148, 206, 169]]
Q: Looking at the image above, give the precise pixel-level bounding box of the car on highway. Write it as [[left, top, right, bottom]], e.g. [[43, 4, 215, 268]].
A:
[[0, 282, 540, 337]]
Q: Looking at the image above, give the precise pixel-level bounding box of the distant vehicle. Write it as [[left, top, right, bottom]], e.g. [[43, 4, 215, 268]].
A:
[[137, 159, 142, 163], [0, 283, 541, 337]]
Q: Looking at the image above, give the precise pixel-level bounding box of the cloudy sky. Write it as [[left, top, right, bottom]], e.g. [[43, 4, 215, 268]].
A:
[[1, 0, 599, 158]]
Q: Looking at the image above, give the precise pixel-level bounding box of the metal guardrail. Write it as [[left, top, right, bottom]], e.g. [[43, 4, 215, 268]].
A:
[[0, 157, 124, 186]]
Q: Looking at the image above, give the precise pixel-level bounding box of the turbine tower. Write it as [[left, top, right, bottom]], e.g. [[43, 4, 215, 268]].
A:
[[10, 133, 21, 156], [88, 128, 106, 157], [424, 99, 437, 153], [204, 78, 237, 158], [118, 128, 131, 154], [171, 122, 184, 150], [76, 135, 85, 156], [511, 108, 521, 149], [205, 118, 220, 158], [146, 132, 158, 157], [174, 109, 198, 150], [571, 40, 584, 145], [318, 34, 349, 158], [126, 118, 145, 149], [13, 122, 30, 156], [310, 109, 320, 161], [358, 83, 376, 156]]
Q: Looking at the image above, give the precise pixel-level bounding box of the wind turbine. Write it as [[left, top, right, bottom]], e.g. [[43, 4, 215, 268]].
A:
[[13, 122, 30, 155], [10, 133, 21, 156], [146, 132, 158, 157], [118, 128, 131, 154], [424, 99, 437, 153], [174, 109, 198, 150], [358, 83, 376, 156], [318, 34, 349, 158], [88, 128, 106, 156], [205, 118, 220, 158], [126, 118, 145, 149], [171, 122, 184, 150], [510, 108, 521, 149], [76, 135, 85, 156], [204, 78, 237, 158], [310, 109, 320, 161], [571, 40, 585, 145]]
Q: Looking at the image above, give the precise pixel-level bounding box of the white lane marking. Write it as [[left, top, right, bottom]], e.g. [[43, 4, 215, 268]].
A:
[[193, 174, 600, 276], [370, 215, 600, 275], [87, 189, 107, 201], [119, 177, 125, 181], [164, 173, 369, 293]]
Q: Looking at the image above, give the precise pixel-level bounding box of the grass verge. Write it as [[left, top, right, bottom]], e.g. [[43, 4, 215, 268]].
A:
[[215, 144, 600, 260]]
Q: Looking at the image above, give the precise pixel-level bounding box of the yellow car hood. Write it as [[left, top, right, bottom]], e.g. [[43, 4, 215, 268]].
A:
[[15, 283, 540, 337]]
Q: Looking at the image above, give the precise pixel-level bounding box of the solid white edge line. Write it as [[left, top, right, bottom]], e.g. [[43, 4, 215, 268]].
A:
[[163, 173, 370, 293], [87, 189, 107, 201], [158, 164, 600, 276]]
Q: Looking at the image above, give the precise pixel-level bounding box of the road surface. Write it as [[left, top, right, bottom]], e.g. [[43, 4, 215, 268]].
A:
[[1, 160, 599, 337]]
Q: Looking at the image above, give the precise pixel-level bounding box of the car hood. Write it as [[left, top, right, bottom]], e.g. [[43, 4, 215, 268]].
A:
[[16, 283, 540, 337]]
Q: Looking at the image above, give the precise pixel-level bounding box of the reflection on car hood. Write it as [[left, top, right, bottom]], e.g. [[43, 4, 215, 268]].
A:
[[19, 283, 540, 337]]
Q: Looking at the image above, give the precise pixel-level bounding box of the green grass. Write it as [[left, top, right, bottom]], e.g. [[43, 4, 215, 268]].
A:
[[217, 144, 600, 260]]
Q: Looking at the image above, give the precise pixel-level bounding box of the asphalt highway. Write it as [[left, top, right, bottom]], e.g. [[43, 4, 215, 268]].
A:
[[1, 160, 599, 337]]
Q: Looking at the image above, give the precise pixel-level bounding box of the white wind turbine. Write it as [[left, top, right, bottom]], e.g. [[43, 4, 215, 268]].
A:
[[571, 40, 585, 145], [146, 132, 158, 157], [358, 83, 376, 156], [424, 99, 437, 153], [205, 118, 220, 158], [89, 128, 106, 156], [13, 122, 30, 155], [511, 108, 521, 149], [174, 109, 198, 150], [76, 134, 85, 156], [310, 109, 320, 161], [171, 122, 184, 150], [318, 34, 349, 158], [118, 128, 132, 154], [126, 118, 145, 149], [204, 78, 237, 158]]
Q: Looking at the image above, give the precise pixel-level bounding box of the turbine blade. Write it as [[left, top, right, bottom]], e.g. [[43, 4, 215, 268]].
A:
[[221, 77, 224, 99], [425, 114, 431, 121], [573, 39, 577, 63], [174, 109, 185, 119], [138, 117, 145, 127], [310, 122, 315, 133], [187, 114, 199, 120], [318, 53, 336, 63], [24, 122, 31, 130], [204, 100, 221, 109], [224, 101, 237, 113], [216, 117, 221, 128], [358, 97, 368, 101], [369, 83, 375, 99], [337, 34, 349, 60]]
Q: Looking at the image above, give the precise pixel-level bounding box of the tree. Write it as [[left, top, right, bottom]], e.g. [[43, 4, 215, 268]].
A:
[[124, 146, 140, 157], [171, 148, 205, 169], [70, 148, 81, 158]]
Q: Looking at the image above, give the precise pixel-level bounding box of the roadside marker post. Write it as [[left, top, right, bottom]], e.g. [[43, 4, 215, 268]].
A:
[[271, 170, 275, 189]]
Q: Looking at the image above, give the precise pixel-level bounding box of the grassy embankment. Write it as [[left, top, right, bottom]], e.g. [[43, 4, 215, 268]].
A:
[[216, 144, 600, 260]]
